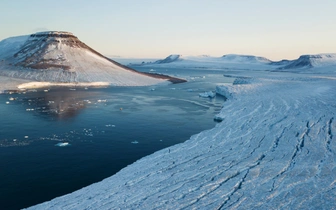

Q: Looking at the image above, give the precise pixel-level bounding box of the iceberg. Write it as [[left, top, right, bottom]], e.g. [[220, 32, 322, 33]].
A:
[[199, 91, 216, 98]]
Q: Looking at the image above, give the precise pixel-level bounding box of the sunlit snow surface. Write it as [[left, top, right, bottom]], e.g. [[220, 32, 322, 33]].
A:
[[26, 63, 336, 209]]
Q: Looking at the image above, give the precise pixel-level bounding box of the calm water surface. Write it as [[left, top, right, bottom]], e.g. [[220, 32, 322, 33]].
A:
[[0, 67, 231, 209]]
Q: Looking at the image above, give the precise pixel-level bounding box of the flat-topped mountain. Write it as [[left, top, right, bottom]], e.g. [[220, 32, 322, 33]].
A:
[[0, 31, 185, 85], [279, 53, 336, 69], [220, 54, 271, 63]]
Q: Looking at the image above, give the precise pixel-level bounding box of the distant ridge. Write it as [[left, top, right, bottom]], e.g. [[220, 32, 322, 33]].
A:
[[132, 53, 336, 71], [221, 54, 271, 63], [154, 54, 182, 64]]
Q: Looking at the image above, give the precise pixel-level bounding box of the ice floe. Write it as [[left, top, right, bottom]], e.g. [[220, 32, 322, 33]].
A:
[[199, 91, 216, 98], [55, 142, 70, 147]]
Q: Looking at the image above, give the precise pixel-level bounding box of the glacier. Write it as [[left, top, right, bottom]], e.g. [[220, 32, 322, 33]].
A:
[[27, 62, 336, 209]]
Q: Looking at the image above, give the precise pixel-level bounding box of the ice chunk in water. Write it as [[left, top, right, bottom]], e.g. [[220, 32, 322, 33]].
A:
[[55, 142, 70, 147], [131, 141, 139, 144], [199, 91, 216, 98]]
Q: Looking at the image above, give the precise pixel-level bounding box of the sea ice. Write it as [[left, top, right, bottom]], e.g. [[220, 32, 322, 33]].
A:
[[55, 142, 70, 147], [97, 99, 107, 103], [199, 91, 216, 98]]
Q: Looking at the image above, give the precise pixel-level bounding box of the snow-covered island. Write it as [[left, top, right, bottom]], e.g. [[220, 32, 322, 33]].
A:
[[0, 31, 186, 92], [27, 54, 336, 209]]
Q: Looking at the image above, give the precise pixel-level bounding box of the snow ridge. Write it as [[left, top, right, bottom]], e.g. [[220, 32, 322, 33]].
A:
[[154, 54, 182, 64]]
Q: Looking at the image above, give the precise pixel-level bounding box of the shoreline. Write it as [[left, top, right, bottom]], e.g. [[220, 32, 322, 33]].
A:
[[0, 74, 183, 94]]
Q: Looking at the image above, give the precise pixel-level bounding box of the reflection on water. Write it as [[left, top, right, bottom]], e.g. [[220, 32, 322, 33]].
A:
[[21, 90, 88, 119]]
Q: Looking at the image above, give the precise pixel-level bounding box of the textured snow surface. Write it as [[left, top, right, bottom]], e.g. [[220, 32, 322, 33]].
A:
[[28, 70, 336, 209]]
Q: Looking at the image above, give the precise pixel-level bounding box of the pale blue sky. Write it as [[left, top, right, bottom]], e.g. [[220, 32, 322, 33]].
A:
[[0, 0, 335, 60]]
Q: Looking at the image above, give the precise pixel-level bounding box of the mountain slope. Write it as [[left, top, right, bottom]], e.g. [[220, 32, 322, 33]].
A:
[[154, 54, 182, 64], [0, 35, 29, 59], [0, 31, 185, 85]]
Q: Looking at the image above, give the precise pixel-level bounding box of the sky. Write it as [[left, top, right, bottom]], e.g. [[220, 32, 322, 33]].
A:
[[0, 0, 335, 60]]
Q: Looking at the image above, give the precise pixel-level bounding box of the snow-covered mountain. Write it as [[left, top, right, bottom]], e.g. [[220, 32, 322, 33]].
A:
[[154, 54, 183, 64], [0, 31, 184, 86], [279, 53, 336, 69], [220, 54, 271, 63]]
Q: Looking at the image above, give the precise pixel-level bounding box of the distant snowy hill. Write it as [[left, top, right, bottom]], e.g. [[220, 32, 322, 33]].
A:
[[279, 53, 336, 69], [132, 54, 274, 70], [132, 53, 336, 72], [220, 54, 271, 63], [0, 31, 184, 86], [154, 54, 183, 64]]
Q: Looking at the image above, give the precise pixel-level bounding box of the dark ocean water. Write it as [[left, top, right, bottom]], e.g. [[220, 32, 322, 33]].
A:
[[0, 68, 231, 209]]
